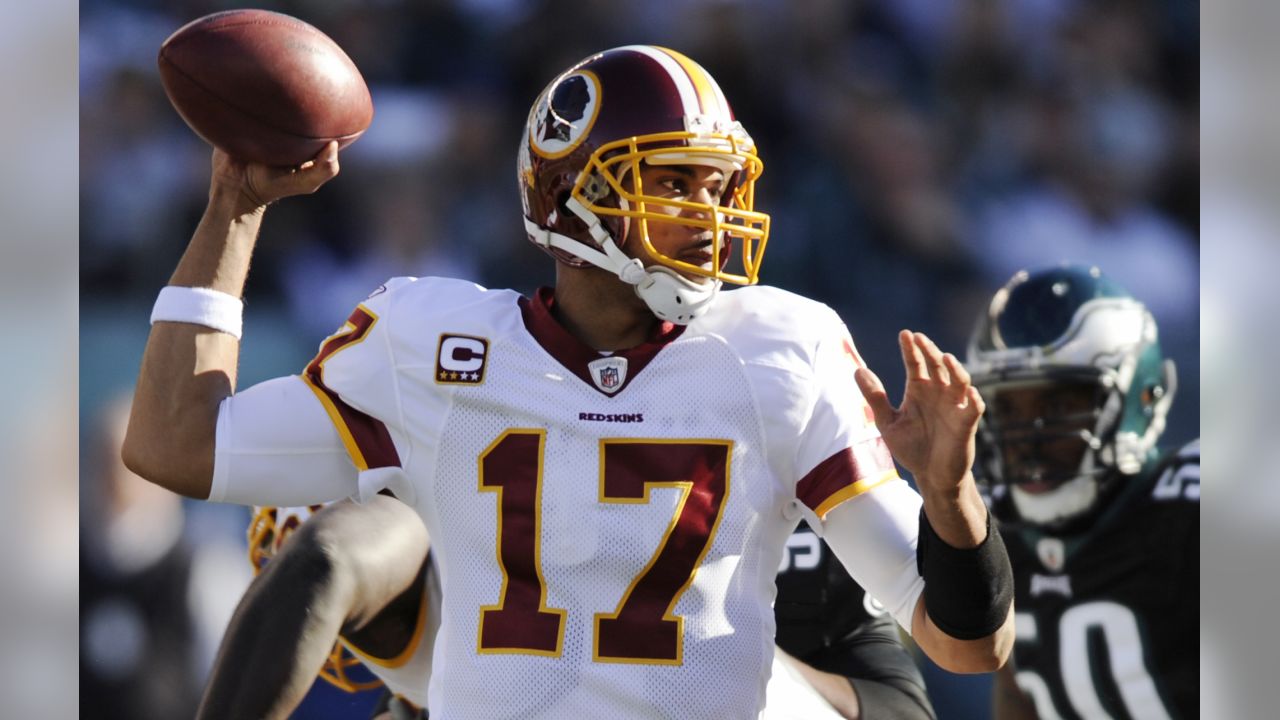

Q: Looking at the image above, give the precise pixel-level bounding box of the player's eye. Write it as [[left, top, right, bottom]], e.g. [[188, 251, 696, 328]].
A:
[[659, 177, 688, 196]]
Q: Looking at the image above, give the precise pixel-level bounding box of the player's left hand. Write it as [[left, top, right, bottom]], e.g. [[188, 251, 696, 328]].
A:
[[854, 330, 985, 496]]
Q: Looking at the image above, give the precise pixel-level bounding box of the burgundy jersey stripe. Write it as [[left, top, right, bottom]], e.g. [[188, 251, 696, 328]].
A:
[[796, 439, 896, 515], [303, 307, 401, 470], [306, 307, 377, 376], [305, 375, 401, 470]]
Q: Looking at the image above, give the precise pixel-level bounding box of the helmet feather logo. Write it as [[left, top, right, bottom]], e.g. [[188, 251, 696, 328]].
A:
[[530, 71, 600, 158], [542, 75, 590, 143]]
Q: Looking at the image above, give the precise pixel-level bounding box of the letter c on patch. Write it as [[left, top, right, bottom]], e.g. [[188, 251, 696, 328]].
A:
[[441, 337, 485, 372]]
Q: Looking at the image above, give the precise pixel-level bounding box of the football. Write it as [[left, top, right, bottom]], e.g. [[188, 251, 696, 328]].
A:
[[158, 9, 373, 166]]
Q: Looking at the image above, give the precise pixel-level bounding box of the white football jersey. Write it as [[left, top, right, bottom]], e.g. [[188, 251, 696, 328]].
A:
[[215, 277, 921, 719]]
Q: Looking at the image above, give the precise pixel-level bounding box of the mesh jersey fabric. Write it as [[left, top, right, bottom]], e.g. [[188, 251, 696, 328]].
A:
[[219, 277, 915, 719]]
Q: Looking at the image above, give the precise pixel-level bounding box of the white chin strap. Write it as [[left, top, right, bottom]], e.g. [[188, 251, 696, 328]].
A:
[[523, 197, 720, 325], [1011, 474, 1099, 525]]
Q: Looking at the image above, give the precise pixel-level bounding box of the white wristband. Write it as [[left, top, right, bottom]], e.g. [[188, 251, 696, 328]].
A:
[[150, 286, 245, 339]]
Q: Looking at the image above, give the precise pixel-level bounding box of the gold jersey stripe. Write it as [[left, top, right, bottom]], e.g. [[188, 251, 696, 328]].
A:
[[813, 470, 900, 519]]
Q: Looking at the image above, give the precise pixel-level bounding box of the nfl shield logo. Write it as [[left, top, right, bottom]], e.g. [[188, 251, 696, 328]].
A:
[[587, 356, 629, 395], [601, 366, 619, 389], [1036, 537, 1066, 572]]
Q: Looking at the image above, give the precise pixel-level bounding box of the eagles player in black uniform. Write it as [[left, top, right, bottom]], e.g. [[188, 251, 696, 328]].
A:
[[774, 526, 937, 719], [965, 265, 1198, 720]]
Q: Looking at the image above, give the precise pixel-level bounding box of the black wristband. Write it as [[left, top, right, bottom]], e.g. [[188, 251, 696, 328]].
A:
[[917, 508, 1013, 640]]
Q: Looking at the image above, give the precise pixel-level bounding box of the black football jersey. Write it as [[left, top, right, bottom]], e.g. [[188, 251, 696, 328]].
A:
[[774, 522, 936, 720], [1002, 441, 1199, 720], [774, 524, 888, 660]]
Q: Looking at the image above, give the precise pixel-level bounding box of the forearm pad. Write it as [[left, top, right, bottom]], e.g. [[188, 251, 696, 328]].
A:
[[916, 508, 1013, 640]]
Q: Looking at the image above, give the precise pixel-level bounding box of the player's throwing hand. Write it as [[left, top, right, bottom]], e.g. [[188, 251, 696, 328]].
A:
[[211, 140, 341, 214]]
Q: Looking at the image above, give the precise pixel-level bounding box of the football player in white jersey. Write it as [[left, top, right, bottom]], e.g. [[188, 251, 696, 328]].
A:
[[124, 46, 1014, 719], [213, 499, 935, 719], [207, 397, 935, 718]]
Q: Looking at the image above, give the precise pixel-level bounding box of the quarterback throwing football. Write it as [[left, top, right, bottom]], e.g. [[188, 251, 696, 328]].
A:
[[124, 46, 1013, 719]]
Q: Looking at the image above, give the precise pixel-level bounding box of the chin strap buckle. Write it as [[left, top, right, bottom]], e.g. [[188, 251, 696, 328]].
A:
[[617, 258, 648, 286]]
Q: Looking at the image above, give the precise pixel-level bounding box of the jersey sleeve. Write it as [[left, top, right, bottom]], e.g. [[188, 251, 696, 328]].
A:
[[792, 321, 901, 519], [212, 277, 420, 507], [819, 480, 924, 633], [298, 278, 419, 503], [775, 314, 922, 633], [211, 375, 359, 506]]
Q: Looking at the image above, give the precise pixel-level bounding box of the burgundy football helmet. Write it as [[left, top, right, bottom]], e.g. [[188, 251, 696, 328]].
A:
[[518, 45, 769, 323]]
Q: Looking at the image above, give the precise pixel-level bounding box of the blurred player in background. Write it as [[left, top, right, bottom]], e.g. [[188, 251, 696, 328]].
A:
[[125, 46, 1013, 718], [218, 501, 938, 719], [964, 265, 1198, 719], [773, 524, 937, 720]]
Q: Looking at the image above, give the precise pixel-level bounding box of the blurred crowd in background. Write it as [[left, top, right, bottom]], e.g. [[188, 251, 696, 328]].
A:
[[79, 0, 1198, 717]]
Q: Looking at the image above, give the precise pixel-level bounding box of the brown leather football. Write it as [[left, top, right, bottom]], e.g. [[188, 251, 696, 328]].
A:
[[158, 9, 373, 166]]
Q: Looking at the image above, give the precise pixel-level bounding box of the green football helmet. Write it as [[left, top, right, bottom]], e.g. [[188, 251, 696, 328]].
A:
[[965, 265, 1177, 527]]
